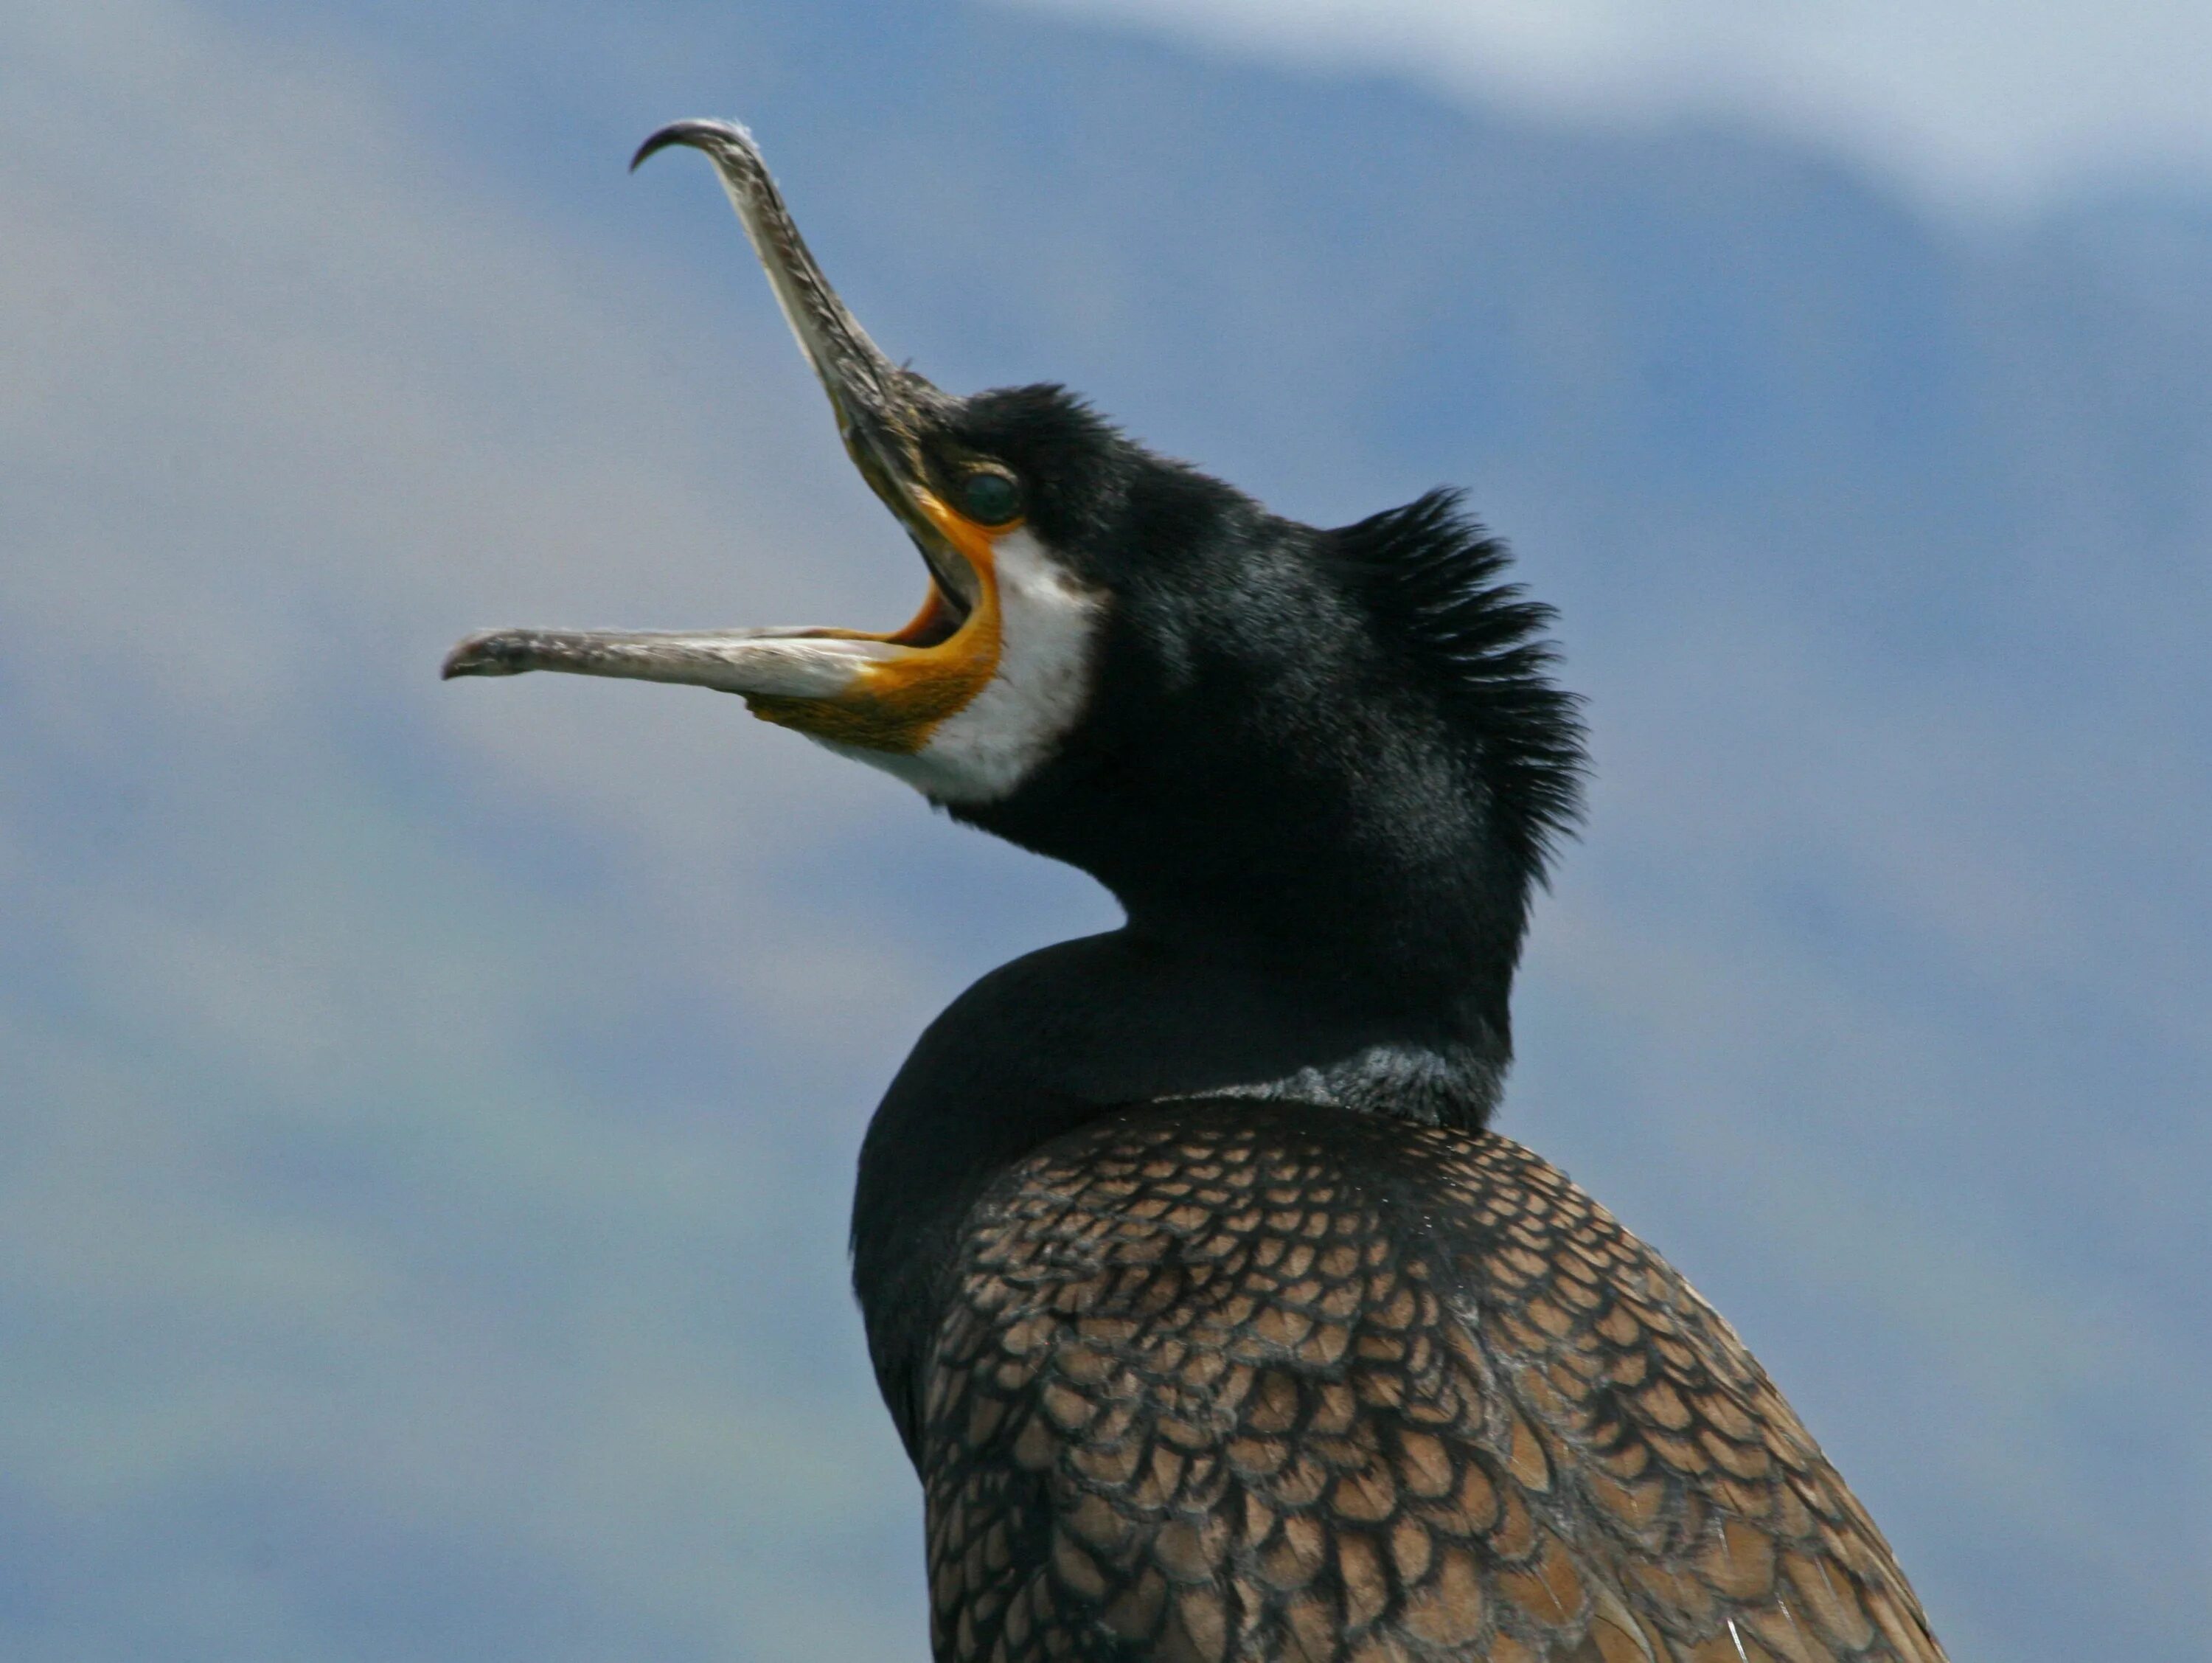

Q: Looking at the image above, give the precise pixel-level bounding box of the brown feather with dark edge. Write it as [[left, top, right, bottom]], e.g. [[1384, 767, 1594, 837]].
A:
[[921, 1103, 1944, 1663]]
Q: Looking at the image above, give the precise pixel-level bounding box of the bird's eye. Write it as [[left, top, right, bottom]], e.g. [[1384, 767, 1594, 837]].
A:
[[957, 470, 1022, 527]]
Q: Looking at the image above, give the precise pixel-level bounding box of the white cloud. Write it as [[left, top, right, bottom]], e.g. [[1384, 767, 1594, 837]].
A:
[[1019, 0, 2212, 209]]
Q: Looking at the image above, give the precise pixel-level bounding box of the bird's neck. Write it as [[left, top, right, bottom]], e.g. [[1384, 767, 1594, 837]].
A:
[[950, 677, 1540, 1067], [848, 926, 1511, 1455]]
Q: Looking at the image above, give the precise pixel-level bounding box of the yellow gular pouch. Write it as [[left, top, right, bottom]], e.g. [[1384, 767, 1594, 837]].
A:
[[745, 490, 1011, 754]]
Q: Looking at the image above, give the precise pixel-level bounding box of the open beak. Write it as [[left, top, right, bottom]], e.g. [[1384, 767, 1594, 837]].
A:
[[444, 120, 1005, 755]]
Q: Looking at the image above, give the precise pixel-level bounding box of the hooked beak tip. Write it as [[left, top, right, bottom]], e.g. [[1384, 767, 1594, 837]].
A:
[[442, 631, 526, 680], [630, 118, 752, 175]]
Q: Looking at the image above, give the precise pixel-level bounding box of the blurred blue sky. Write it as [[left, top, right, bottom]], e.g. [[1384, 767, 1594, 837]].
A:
[[3, 2, 2207, 1659]]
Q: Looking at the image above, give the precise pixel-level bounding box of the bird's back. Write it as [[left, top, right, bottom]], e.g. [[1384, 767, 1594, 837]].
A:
[[920, 1100, 1943, 1663]]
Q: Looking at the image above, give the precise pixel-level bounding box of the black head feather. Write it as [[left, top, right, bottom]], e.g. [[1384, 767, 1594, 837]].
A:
[[1326, 489, 1587, 886]]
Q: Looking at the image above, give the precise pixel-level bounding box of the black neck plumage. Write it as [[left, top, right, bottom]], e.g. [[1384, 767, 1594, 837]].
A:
[[847, 923, 1509, 1457]]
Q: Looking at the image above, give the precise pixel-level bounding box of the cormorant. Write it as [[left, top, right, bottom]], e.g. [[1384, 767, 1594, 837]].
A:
[[445, 120, 1947, 1663]]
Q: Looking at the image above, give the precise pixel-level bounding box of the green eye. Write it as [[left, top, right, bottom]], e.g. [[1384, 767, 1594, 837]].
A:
[[957, 470, 1022, 526]]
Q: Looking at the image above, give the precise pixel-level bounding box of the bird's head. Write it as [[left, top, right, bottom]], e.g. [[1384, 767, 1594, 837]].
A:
[[447, 122, 1583, 1038]]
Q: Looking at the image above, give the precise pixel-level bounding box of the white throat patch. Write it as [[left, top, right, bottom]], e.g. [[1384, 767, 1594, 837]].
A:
[[823, 528, 1105, 805]]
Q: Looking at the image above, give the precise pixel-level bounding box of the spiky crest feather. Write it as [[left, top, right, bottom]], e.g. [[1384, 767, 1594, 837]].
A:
[[1328, 489, 1587, 881]]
